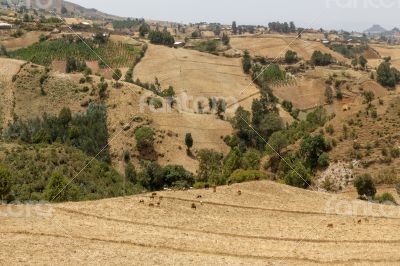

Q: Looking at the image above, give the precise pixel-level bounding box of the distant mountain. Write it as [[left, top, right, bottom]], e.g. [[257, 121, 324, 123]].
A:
[[28, 0, 123, 20], [364, 24, 387, 34], [63, 1, 123, 20]]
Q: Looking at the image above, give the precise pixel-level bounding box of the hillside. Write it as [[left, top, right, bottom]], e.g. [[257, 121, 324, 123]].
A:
[[1, 180, 400, 265]]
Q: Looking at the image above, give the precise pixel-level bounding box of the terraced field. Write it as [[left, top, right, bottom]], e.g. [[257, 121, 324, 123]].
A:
[[1, 181, 400, 265]]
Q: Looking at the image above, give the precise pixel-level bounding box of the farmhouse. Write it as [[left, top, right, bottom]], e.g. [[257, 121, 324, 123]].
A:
[[0, 22, 12, 29]]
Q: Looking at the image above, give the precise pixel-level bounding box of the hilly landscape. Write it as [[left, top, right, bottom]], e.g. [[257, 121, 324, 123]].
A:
[[1, 1, 400, 265]]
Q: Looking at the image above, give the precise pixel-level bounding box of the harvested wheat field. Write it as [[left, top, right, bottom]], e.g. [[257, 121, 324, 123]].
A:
[[0, 31, 45, 51], [134, 44, 259, 110], [230, 35, 349, 62], [370, 44, 400, 69], [1, 181, 400, 265], [106, 85, 232, 174], [0, 58, 25, 127]]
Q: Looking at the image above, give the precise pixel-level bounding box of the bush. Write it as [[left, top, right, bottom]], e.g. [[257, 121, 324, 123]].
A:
[[0, 165, 12, 202], [242, 50, 252, 74], [134, 126, 155, 153], [125, 162, 136, 183], [375, 193, 397, 205], [228, 169, 268, 184], [44, 171, 79, 202], [197, 149, 224, 185], [317, 152, 330, 168], [3, 104, 111, 163], [148, 30, 175, 47], [311, 50, 334, 66], [285, 50, 298, 64], [283, 161, 312, 188], [0, 44, 8, 57], [353, 174, 376, 198], [377, 61, 398, 88]]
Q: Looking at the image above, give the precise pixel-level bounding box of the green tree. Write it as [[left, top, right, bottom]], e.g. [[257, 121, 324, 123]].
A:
[[125, 162, 136, 183], [241, 149, 261, 170], [113, 69, 122, 86], [266, 131, 289, 155], [311, 50, 333, 66], [58, 107, 72, 127], [358, 55, 368, 69], [300, 134, 329, 169], [197, 149, 224, 185], [222, 33, 230, 45], [284, 161, 312, 188], [232, 21, 237, 35], [258, 113, 284, 140], [231, 107, 253, 142], [134, 126, 155, 154], [139, 22, 150, 37], [377, 61, 396, 87], [162, 165, 194, 188], [185, 133, 193, 152], [354, 174, 376, 198], [223, 147, 242, 178], [0, 165, 12, 202], [45, 171, 78, 202], [325, 85, 333, 104], [242, 50, 252, 74]]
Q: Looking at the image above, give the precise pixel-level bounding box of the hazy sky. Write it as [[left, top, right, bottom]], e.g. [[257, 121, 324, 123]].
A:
[[68, 0, 400, 31]]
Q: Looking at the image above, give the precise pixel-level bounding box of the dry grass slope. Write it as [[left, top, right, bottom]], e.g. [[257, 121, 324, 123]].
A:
[[1, 181, 400, 265]]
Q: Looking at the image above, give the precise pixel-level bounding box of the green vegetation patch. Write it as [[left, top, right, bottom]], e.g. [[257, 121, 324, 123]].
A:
[[9, 37, 142, 68]]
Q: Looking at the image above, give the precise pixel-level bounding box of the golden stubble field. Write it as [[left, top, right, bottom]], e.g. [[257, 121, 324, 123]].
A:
[[134, 44, 260, 111], [230, 35, 349, 63], [1, 181, 400, 265], [106, 85, 232, 174]]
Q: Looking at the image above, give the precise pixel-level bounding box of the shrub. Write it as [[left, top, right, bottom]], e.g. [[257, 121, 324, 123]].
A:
[[0, 44, 8, 56], [284, 162, 312, 188], [311, 50, 334, 66], [284, 50, 298, 64], [134, 126, 155, 153], [125, 162, 136, 183], [376, 192, 397, 205], [197, 149, 224, 185], [242, 50, 252, 74], [44, 171, 79, 202], [0, 165, 12, 202], [185, 133, 193, 152], [228, 169, 268, 184], [317, 152, 330, 168], [353, 174, 376, 198], [148, 30, 175, 47]]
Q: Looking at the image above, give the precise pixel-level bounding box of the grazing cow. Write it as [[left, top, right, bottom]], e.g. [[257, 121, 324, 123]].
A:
[[196, 195, 202, 199], [152, 192, 157, 196], [237, 190, 242, 196], [159, 196, 163, 201], [156, 202, 161, 207], [358, 219, 362, 224], [149, 203, 155, 207], [212, 185, 217, 193], [327, 224, 334, 228], [191, 203, 197, 209], [139, 199, 145, 204]]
